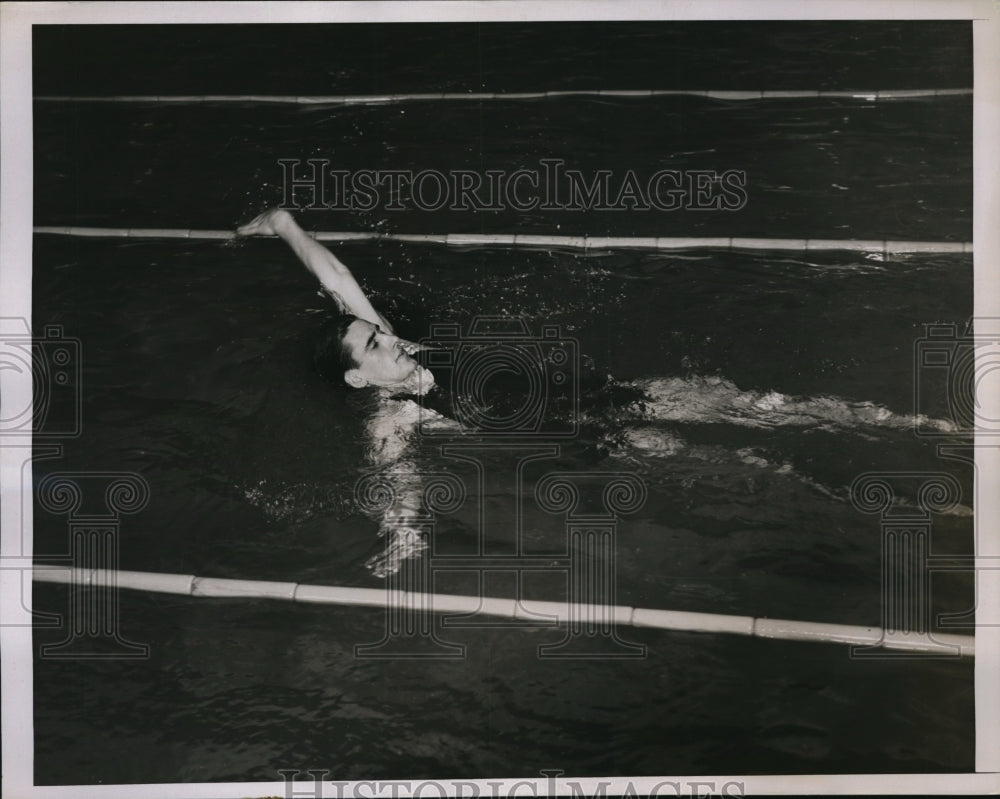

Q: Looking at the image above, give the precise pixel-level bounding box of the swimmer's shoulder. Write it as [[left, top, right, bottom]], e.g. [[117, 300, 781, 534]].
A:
[[380, 396, 457, 430]]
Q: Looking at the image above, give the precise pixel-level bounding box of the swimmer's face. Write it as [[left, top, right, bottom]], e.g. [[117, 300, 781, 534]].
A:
[[341, 319, 433, 393]]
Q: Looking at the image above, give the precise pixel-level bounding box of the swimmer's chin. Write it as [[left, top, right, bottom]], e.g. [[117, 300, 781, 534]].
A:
[[382, 365, 435, 397]]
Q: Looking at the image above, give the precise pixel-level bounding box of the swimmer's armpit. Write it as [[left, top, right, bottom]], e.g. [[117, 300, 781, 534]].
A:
[[318, 286, 351, 315]]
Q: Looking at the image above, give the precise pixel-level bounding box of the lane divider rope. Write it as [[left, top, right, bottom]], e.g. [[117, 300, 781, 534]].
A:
[[32, 567, 974, 656], [33, 89, 973, 104], [33, 227, 972, 254]]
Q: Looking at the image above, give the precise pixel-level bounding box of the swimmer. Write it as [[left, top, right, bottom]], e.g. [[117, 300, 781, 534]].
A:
[[237, 208, 435, 396], [237, 208, 448, 577]]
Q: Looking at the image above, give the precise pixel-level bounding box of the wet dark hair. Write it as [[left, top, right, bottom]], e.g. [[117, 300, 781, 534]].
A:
[[314, 313, 360, 380]]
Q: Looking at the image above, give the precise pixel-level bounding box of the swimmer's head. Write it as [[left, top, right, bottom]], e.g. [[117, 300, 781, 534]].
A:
[[316, 315, 434, 395]]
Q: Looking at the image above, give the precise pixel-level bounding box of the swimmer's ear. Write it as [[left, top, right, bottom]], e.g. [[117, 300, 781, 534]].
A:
[[344, 369, 367, 389]]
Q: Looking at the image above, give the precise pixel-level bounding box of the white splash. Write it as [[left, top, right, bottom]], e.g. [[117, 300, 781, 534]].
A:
[[630, 375, 956, 433]]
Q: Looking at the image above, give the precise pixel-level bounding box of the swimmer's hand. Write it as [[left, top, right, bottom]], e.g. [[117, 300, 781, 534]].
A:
[[236, 208, 292, 237], [366, 525, 428, 578]]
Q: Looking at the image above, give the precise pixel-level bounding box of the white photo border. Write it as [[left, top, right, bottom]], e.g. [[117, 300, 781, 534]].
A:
[[2, 1, 998, 796]]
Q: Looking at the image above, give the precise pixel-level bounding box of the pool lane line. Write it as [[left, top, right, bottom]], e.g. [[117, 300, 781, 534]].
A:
[[33, 89, 973, 104], [33, 226, 973, 254], [32, 566, 974, 657]]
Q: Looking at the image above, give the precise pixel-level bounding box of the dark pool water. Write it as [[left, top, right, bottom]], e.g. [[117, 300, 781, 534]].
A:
[[29, 20, 973, 786], [31, 236, 974, 782], [34, 94, 971, 241]]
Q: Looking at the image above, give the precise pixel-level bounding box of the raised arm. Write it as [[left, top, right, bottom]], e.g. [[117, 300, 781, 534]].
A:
[[237, 209, 394, 333]]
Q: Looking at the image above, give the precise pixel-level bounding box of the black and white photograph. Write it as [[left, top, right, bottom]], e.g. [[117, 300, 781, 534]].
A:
[[1, 2, 998, 797]]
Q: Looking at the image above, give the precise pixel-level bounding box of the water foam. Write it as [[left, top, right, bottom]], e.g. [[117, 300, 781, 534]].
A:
[[630, 375, 955, 434], [613, 376, 971, 515]]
